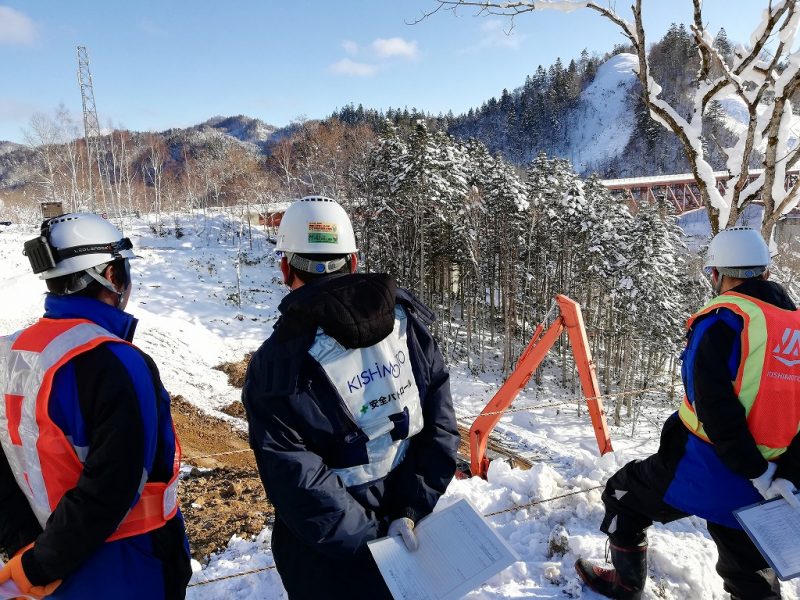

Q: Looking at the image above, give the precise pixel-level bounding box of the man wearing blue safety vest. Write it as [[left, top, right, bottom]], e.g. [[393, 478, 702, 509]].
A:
[[576, 227, 800, 600], [0, 213, 191, 598], [243, 196, 459, 599]]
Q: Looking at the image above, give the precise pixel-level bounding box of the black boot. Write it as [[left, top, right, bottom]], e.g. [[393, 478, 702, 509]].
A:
[[575, 541, 647, 600]]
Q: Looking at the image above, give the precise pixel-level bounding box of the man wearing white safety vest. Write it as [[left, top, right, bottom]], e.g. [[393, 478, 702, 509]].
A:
[[576, 227, 800, 600], [0, 213, 190, 598], [243, 196, 459, 599]]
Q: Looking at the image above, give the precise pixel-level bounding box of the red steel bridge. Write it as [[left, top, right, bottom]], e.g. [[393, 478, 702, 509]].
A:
[[601, 169, 800, 215]]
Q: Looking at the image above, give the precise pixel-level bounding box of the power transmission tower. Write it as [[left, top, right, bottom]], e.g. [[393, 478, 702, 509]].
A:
[[76, 45, 107, 213]]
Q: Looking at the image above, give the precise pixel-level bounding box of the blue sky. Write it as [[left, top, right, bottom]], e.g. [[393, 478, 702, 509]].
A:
[[0, 1, 768, 143]]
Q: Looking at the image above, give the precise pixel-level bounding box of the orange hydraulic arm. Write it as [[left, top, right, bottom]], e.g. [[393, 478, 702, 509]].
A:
[[469, 294, 613, 478]]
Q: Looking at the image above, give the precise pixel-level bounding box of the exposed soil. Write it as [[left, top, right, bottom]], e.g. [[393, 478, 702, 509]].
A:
[[171, 395, 252, 469], [171, 395, 273, 560], [213, 353, 253, 389], [220, 399, 246, 419], [179, 466, 272, 561]]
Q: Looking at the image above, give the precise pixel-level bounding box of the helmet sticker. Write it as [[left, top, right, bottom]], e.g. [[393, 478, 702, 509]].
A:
[[308, 222, 338, 244]]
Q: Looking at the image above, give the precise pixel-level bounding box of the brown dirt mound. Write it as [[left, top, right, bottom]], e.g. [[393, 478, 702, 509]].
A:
[[172, 395, 252, 469], [213, 353, 253, 389], [220, 400, 246, 419], [171, 395, 273, 560]]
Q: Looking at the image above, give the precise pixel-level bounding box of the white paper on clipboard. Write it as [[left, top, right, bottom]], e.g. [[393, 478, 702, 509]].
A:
[[368, 498, 519, 600], [735, 493, 800, 580]]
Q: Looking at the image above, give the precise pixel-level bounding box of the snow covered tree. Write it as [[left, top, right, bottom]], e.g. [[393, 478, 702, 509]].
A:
[[427, 0, 800, 241]]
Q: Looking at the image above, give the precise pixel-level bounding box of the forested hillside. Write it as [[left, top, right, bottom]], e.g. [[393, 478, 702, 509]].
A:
[[335, 25, 744, 177]]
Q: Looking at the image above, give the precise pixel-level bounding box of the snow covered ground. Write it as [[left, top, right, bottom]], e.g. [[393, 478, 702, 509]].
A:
[[2, 214, 799, 599]]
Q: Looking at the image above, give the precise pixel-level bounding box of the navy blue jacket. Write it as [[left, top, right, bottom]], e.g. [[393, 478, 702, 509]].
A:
[[243, 273, 459, 599], [0, 294, 190, 599]]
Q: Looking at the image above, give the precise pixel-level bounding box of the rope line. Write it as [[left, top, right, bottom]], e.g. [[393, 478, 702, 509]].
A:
[[188, 565, 277, 588], [186, 484, 604, 588], [456, 382, 684, 421], [483, 484, 604, 518], [185, 448, 254, 462]]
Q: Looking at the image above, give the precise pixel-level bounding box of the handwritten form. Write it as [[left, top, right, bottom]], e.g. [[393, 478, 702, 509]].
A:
[[368, 498, 519, 600], [735, 495, 800, 580]]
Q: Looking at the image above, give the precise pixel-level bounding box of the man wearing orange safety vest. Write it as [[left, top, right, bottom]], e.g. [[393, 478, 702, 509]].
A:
[[0, 214, 190, 598], [576, 227, 800, 600]]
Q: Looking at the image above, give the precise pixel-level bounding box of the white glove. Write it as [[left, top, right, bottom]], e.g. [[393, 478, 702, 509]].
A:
[[765, 477, 800, 510], [387, 517, 419, 552], [750, 462, 777, 500]]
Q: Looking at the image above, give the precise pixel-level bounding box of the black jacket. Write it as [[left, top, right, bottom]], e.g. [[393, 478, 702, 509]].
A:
[[243, 273, 459, 599]]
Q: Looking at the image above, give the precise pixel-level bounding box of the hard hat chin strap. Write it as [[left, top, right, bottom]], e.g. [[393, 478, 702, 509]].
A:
[[67, 263, 125, 307], [712, 270, 724, 296]]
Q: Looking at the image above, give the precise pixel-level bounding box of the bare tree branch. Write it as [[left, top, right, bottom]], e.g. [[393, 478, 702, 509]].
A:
[[693, 0, 711, 82]]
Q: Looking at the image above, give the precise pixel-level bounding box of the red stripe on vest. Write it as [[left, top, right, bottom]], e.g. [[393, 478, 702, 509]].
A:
[[38, 335, 118, 511], [13, 319, 90, 353], [4, 394, 23, 446]]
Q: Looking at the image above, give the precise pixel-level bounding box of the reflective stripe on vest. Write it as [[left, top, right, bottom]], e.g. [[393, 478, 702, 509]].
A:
[[679, 293, 800, 459], [308, 305, 424, 488], [0, 318, 181, 542]]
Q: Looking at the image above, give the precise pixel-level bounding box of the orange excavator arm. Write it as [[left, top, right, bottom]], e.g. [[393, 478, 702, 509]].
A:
[[469, 294, 613, 478]]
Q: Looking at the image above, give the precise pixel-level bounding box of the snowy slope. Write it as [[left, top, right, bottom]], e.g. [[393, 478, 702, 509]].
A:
[[717, 94, 800, 152], [1, 215, 281, 421], [3, 215, 800, 599], [565, 53, 639, 174]]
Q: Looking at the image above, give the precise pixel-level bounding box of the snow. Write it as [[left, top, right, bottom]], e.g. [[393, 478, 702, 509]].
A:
[[567, 53, 638, 173], [718, 93, 800, 152], [531, 0, 588, 12], [3, 214, 800, 599]]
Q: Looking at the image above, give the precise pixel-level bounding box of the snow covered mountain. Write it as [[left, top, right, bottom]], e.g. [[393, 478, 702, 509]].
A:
[[0, 115, 289, 193], [0, 141, 23, 155], [563, 53, 639, 174], [192, 115, 280, 152], [159, 114, 284, 157], [445, 49, 669, 177]]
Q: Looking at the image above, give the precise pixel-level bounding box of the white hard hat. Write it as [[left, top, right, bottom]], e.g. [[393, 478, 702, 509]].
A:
[[24, 213, 136, 279], [276, 196, 357, 254], [704, 227, 770, 277]]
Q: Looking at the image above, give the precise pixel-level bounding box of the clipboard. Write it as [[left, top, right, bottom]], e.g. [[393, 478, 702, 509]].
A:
[[734, 494, 800, 581], [368, 498, 519, 600]]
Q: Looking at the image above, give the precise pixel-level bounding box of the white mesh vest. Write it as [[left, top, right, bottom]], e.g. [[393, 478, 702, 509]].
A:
[[308, 305, 424, 487]]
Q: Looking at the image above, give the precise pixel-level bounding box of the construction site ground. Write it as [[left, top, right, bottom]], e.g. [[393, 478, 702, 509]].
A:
[[172, 394, 273, 561]]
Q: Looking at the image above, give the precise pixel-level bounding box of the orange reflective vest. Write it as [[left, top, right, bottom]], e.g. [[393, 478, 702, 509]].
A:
[[0, 318, 181, 542], [679, 292, 800, 459]]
